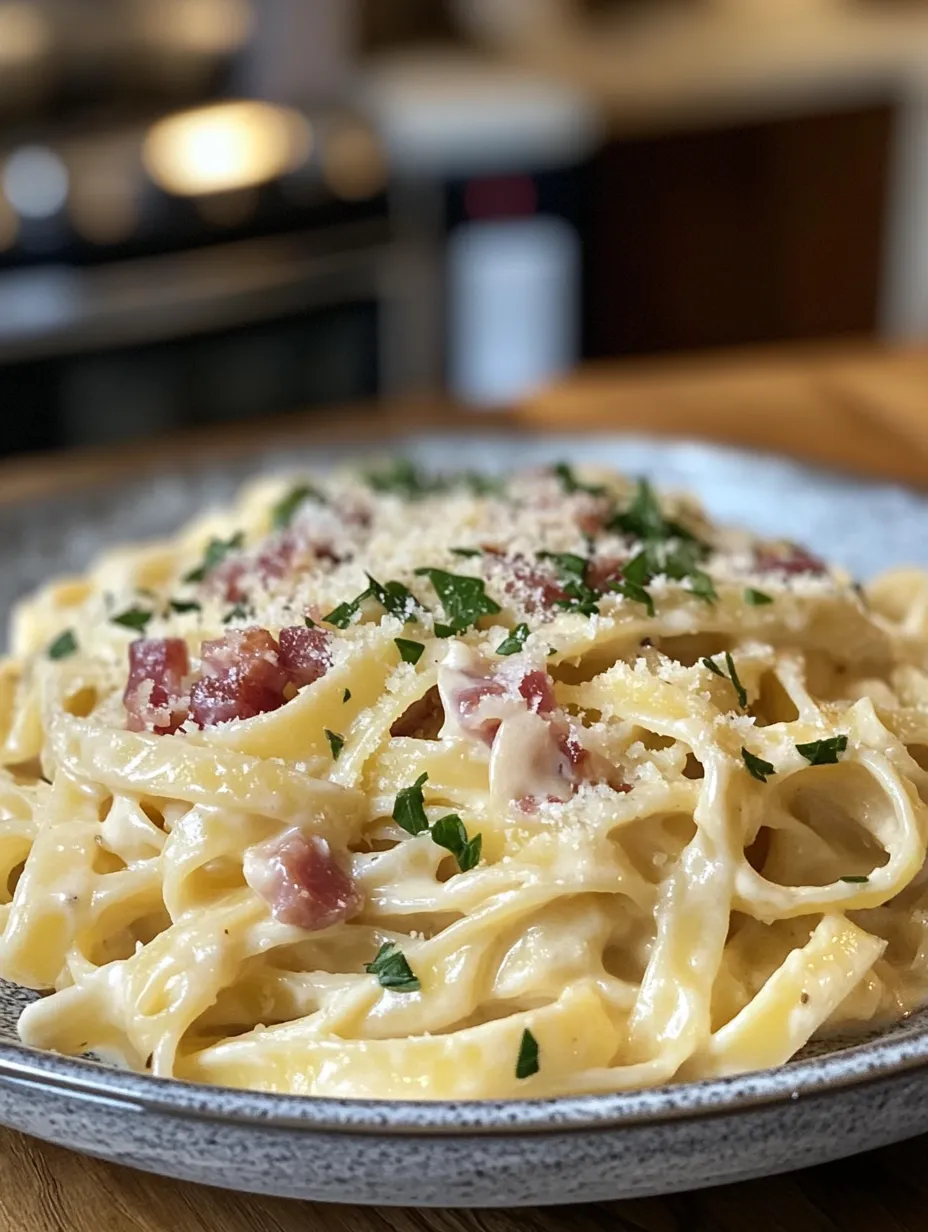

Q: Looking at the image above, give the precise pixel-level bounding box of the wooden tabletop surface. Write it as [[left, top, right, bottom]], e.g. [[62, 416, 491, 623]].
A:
[[4, 340, 928, 1232]]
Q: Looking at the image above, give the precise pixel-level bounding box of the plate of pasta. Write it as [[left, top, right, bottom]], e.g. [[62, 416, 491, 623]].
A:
[[4, 433, 928, 1206]]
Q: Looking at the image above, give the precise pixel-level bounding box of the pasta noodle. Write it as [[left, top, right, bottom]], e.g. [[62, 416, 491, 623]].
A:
[[2, 458, 928, 1100]]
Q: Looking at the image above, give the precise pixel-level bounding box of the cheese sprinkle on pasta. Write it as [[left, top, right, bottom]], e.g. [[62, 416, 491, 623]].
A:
[[1, 460, 927, 1100]]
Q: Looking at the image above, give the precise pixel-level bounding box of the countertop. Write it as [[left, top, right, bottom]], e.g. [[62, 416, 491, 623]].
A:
[[4, 340, 928, 1232]]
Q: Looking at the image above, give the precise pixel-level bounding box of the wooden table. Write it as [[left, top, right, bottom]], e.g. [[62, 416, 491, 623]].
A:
[[5, 341, 928, 1232]]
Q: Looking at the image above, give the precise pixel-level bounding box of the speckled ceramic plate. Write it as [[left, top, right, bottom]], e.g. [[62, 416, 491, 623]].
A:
[[4, 433, 928, 1208]]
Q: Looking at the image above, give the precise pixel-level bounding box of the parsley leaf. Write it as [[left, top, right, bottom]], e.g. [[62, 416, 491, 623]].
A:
[[271, 483, 323, 530], [169, 598, 201, 615], [343, 688, 351, 702], [183, 532, 244, 584], [393, 772, 430, 835], [840, 874, 869, 884], [430, 813, 482, 872], [324, 576, 421, 629], [702, 651, 747, 709], [608, 478, 703, 547], [460, 471, 503, 496], [796, 735, 848, 765], [516, 1028, 540, 1079], [364, 458, 441, 500], [496, 623, 530, 655], [364, 942, 421, 992], [538, 551, 587, 578], [304, 615, 317, 628], [395, 637, 424, 664], [223, 604, 249, 624], [611, 578, 655, 618], [553, 462, 606, 497], [325, 729, 344, 760], [742, 748, 775, 782], [48, 629, 77, 660], [111, 606, 152, 632], [450, 546, 482, 558], [366, 575, 421, 623], [744, 588, 773, 607], [686, 570, 718, 604], [413, 568, 500, 633]]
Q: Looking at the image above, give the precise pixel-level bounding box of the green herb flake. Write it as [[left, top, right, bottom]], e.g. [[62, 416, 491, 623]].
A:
[[343, 688, 352, 703], [701, 651, 747, 709], [744, 588, 774, 607], [323, 598, 361, 630], [182, 532, 245, 584], [366, 575, 421, 624], [742, 748, 775, 783], [434, 623, 455, 639], [395, 637, 425, 665], [393, 772, 430, 836], [516, 1028, 540, 1080], [840, 874, 869, 884], [271, 483, 324, 530], [430, 813, 482, 872], [796, 734, 848, 766], [495, 623, 530, 656], [450, 546, 482, 558], [611, 579, 655, 618], [364, 458, 441, 500], [687, 570, 718, 605], [325, 729, 345, 760], [304, 615, 317, 628], [413, 568, 500, 634], [364, 942, 421, 992], [169, 598, 201, 615], [111, 606, 153, 632], [607, 478, 704, 548], [48, 629, 78, 660], [538, 551, 587, 579], [223, 604, 250, 624], [553, 462, 606, 497]]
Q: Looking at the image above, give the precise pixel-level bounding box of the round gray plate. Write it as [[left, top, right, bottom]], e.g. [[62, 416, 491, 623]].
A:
[[3, 433, 928, 1208]]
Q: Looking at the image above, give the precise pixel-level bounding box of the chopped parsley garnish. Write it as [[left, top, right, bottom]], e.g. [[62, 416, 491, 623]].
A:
[[516, 1028, 540, 1079], [461, 471, 504, 496], [395, 637, 425, 665], [304, 615, 317, 628], [393, 772, 430, 836], [539, 551, 587, 578], [539, 552, 602, 617], [611, 577, 655, 618], [450, 546, 482, 558], [325, 729, 344, 760], [364, 458, 440, 500], [433, 623, 455, 638], [343, 688, 351, 702], [270, 483, 324, 530], [222, 604, 249, 624], [366, 575, 421, 623], [48, 629, 77, 660], [702, 651, 747, 709], [744, 588, 774, 607], [430, 813, 482, 872], [553, 462, 606, 497], [182, 532, 244, 584], [169, 598, 201, 615], [742, 748, 775, 782], [840, 875, 869, 884], [323, 576, 420, 629], [495, 623, 530, 656], [413, 568, 500, 633], [364, 942, 420, 993], [111, 606, 152, 632], [607, 478, 703, 547], [796, 734, 848, 765]]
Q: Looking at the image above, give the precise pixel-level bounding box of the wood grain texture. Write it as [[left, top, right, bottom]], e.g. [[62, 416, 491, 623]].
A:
[[4, 341, 928, 1231]]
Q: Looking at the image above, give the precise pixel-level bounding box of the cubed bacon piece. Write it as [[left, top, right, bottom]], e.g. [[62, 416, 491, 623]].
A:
[[190, 628, 288, 727], [754, 543, 826, 577], [455, 679, 507, 746], [124, 638, 190, 734], [518, 670, 556, 716], [278, 625, 332, 687], [586, 556, 625, 593], [243, 830, 362, 930], [210, 532, 302, 602], [502, 556, 567, 615]]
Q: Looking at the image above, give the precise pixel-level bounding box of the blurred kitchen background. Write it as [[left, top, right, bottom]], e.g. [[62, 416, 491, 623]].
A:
[[1, 0, 927, 455]]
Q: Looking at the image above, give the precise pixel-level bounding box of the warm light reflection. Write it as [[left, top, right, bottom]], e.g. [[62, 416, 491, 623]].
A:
[[0, 193, 18, 252], [142, 0, 254, 55], [143, 101, 311, 197], [322, 123, 386, 201], [0, 1, 51, 66]]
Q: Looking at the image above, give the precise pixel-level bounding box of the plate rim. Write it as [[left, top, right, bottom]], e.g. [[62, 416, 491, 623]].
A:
[[2, 1017, 928, 1136]]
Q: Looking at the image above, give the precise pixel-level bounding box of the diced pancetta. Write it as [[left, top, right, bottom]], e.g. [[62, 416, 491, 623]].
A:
[[190, 628, 288, 727], [278, 625, 332, 687], [501, 556, 568, 615], [123, 638, 190, 734], [754, 543, 826, 577], [243, 829, 362, 930]]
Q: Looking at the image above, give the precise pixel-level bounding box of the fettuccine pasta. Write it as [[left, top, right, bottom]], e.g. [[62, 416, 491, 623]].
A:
[[2, 458, 928, 1100]]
